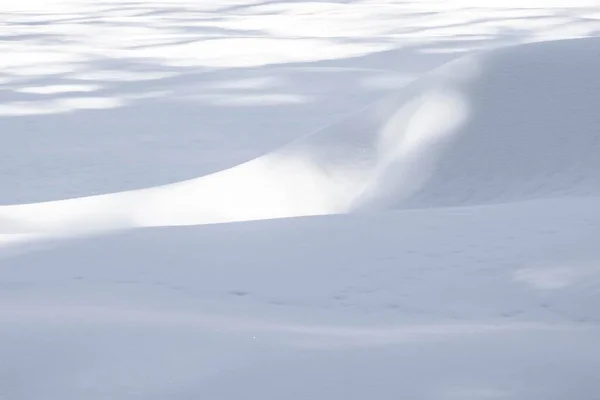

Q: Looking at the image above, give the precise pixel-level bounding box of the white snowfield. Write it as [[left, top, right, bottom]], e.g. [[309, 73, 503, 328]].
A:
[[1, 1, 600, 399]]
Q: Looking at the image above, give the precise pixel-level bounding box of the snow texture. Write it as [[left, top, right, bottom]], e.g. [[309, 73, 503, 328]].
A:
[[1, 1, 600, 399]]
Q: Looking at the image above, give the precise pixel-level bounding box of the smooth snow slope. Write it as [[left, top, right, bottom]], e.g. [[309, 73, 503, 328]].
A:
[[12, 0, 600, 203], [2, 198, 600, 400], [354, 37, 600, 210], [2, 16, 600, 400], [2, 37, 600, 234]]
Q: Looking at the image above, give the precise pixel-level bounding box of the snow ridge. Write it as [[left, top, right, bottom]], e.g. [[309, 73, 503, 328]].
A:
[[1, 38, 600, 234]]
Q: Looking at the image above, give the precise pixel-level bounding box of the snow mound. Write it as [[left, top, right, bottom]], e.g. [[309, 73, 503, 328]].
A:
[[2, 38, 600, 234], [353, 37, 600, 210]]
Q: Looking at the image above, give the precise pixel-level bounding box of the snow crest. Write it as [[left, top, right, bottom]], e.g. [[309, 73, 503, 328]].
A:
[[2, 38, 600, 233]]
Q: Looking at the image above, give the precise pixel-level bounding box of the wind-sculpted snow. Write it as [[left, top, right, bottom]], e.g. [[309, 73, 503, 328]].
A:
[[2, 5, 600, 397], [2, 38, 600, 236], [355, 37, 600, 209]]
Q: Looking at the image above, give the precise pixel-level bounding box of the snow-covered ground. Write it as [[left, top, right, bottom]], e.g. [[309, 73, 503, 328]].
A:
[[2, 1, 600, 399], [3, 0, 600, 203]]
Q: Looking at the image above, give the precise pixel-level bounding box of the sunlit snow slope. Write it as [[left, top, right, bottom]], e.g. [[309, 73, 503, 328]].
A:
[[2, 37, 600, 234]]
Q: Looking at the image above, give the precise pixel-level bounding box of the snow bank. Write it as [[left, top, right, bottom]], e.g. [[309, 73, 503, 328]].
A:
[[354, 37, 600, 210], [2, 38, 600, 234]]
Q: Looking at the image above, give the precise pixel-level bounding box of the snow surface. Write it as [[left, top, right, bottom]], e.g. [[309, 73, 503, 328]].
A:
[[3, 37, 600, 231], [1, 1, 600, 399], [3, 198, 600, 399]]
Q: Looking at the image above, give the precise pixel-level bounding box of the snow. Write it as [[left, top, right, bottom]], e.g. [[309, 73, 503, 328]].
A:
[[4, 37, 600, 230], [3, 198, 600, 399], [1, 1, 600, 399]]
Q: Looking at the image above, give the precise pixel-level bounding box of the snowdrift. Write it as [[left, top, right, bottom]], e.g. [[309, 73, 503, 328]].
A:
[[2, 37, 600, 234], [3, 35, 600, 400], [354, 37, 600, 210]]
